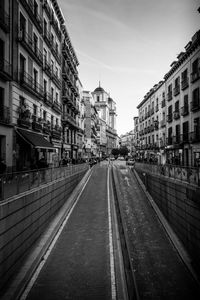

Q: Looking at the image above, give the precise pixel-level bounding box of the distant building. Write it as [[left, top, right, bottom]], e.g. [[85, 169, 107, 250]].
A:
[[92, 83, 117, 155]]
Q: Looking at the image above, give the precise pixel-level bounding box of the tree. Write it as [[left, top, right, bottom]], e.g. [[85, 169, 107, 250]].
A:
[[111, 148, 120, 157], [119, 146, 129, 157]]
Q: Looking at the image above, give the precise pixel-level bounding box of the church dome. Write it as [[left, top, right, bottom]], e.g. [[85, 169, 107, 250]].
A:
[[94, 82, 105, 93]]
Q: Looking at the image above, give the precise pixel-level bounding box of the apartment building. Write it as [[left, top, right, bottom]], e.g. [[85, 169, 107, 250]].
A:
[[137, 30, 200, 167], [164, 30, 200, 167], [11, 0, 64, 170], [0, 0, 13, 171], [133, 116, 140, 151], [62, 24, 80, 161]]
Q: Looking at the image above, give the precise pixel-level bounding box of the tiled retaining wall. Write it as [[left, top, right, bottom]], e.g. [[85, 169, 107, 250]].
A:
[[135, 168, 200, 275], [0, 169, 87, 291]]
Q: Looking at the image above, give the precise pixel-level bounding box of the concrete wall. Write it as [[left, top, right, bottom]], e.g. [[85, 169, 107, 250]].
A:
[[0, 169, 87, 291], [135, 167, 200, 276]]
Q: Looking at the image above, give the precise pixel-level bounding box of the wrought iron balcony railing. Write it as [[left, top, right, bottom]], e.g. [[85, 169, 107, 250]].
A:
[[18, 30, 43, 66], [191, 70, 200, 83], [173, 110, 180, 120], [181, 78, 189, 90], [19, 0, 42, 33], [190, 100, 200, 112], [19, 71, 44, 98], [173, 85, 180, 96], [181, 105, 189, 116]]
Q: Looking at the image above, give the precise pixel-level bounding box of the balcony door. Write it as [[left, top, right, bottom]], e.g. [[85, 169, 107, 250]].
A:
[[19, 13, 26, 38]]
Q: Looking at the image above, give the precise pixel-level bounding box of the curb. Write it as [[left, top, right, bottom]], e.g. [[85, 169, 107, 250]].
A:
[[2, 168, 92, 300]]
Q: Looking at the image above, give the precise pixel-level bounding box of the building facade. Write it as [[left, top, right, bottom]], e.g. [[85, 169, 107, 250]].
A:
[[137, 30, 200, 167], [11, 0, 64, 170]]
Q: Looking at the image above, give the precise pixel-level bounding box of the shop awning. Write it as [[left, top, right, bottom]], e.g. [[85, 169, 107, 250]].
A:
[[17, 128, 55, 150]]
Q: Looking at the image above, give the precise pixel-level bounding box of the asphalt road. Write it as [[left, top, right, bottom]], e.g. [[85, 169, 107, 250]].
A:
[[21, 162, 114, 300], [113, 162, 200, 300]]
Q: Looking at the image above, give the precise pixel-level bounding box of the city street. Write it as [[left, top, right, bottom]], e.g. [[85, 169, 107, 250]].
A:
[[13, 161, 199, 300]]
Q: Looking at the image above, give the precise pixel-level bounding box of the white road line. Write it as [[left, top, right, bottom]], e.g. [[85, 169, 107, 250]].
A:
[[107, 167, 117, 300], [20, 172, 92, 300]]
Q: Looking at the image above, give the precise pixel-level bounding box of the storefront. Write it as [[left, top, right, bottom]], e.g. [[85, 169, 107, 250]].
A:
[[15, 128, 55, 170]]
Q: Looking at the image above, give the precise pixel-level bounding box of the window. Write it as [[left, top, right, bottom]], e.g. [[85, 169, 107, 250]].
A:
[[33, 0, 38, 16], [51, 115, 54, 126], [192, 58, 199, 74], [44, 48, 47, 62], [0, 87, 5, 106], [44, 79, 47, 93], [33, 104, 37, 116], [183, 121, 189, 142], [33, 68, 38, 89], [43, 19, 47, 35], [43, 110, 46, 121], [51, 87, 54, 99], [56, 92, 58, 102], [175, 100, 179, 111], [97, 96, 100, 102]]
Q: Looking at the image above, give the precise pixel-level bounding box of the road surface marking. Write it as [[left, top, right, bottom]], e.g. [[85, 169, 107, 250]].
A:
[[107, 167, 117, 300], [19, 172, 92, 300]]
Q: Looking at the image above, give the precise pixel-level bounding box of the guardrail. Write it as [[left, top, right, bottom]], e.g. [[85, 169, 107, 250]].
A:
[[135, 162, 200, 186], [0, 163, 89, 201]]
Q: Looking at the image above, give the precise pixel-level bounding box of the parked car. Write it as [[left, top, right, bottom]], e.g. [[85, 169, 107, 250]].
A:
[[126, 158, 135, 166], [118, 156, 125, 160]]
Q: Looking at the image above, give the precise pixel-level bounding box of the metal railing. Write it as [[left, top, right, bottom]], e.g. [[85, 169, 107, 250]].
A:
[[0, 163, 89, 201], [135, 162, 200, 186]]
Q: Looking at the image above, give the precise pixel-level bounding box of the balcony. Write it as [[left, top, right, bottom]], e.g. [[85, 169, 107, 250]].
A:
[[43, 29, 52, 48], [167, 137, 173, 145], [43, 59, 52, 77], [180, 133, 189, 144], [51, 43, 61, 65], [52, 71, 61, 89], [63, 113, 78, 129], [43, 122, 51, 135], [0, 106, 10, 125], [173, 85, 180, 96], [161, 99, 166, 108], [190, 100, 200, 112], [43, 92, 53, 107], [181, 105, 189, 116], [191, 70, 200, 83], [19, 0, 42, 33], [181, 78, 189, 90], [167, 114, 173, 123], [167, 91, 172, 101], [50, 13, 62, 41], [19, 71, 44, 98], [189, 131, 200, 143], [43, 0, 51, 19], [160, 119, 166, 127], [154, 120, 159, 130], [0, 59, 12, 81], [155, 104, 159, 112], [52, 101, 62, 114], [173, 110, 180, 120], [0, 8, 10, 33], [51, 126, 62, 140], [18, 30, 43, 67], [32, 119, 43, 132], [160, 139, 166, 148], [172, 135, 181, 145]]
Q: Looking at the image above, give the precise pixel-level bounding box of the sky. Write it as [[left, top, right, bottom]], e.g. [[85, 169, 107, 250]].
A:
[[58, 0, 200, 136]]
